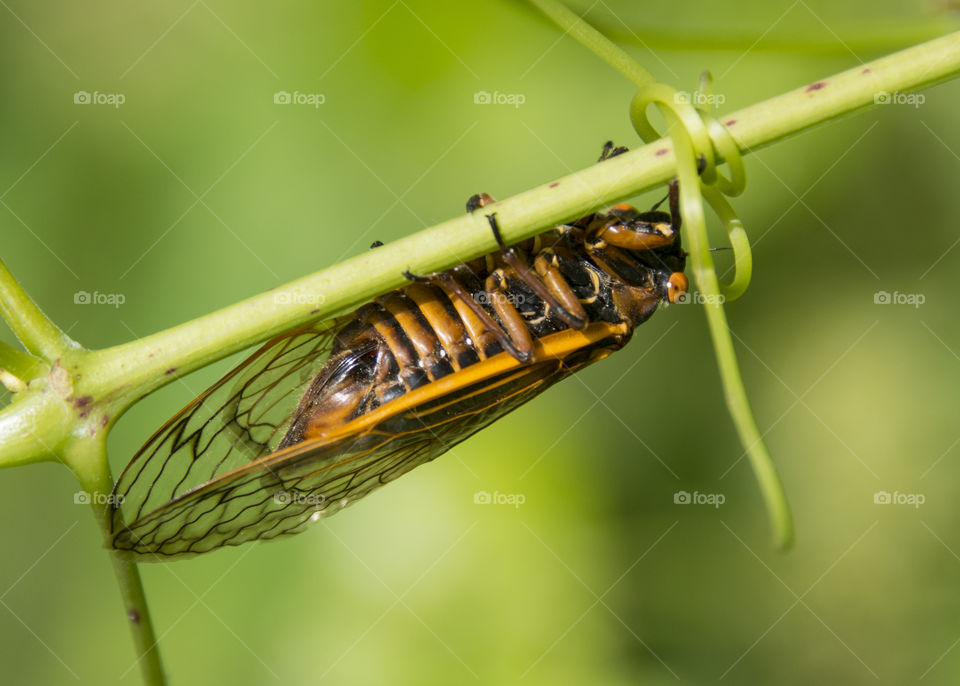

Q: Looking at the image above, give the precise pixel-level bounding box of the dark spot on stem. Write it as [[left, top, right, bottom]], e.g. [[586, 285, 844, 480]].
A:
[[100, 415, 109, 428], [165, 368, 177, 376], [310, 308, 320, 315], [655, 148, 668, 156], [861, 68, 871, 74], [724, 119, 737, 126], [129, 609, 140, 624], [549, 182, 559, 188], [73, 396, 93, 418], [806, 81, 826, 92]]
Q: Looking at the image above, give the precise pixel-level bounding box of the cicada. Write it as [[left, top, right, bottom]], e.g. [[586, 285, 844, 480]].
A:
[[110, 142, 688, 558]]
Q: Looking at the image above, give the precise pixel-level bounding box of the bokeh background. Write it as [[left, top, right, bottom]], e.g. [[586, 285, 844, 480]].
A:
[[2, 1, 959, 684]]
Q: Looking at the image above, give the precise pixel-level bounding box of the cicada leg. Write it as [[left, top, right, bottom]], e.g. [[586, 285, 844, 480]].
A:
[[532, 249, 589, 324], [596, 152, 706, 250], [598, 140, 629, 161], [592, 185, 679, 251], [466, 192, 495, 213], [484, 269, 534, 358], [484, 213, 588, 330]]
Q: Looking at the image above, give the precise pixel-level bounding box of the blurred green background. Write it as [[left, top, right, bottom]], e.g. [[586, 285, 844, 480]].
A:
[[2, 1, 960, 684]]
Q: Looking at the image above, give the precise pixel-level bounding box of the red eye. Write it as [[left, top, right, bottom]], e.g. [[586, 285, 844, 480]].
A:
[[667, 272, 688, 303]]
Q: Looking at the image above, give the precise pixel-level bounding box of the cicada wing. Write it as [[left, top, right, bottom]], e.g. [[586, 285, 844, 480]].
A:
[[110, 319, 351, 542], [112, 357, 573, 558]]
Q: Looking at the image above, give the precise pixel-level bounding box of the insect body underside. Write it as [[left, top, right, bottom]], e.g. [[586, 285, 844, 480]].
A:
[[109, 143, 688, 558]]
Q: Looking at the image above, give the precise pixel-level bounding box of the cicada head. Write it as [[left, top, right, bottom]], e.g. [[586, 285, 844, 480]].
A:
[[585, 204, 688, 318]]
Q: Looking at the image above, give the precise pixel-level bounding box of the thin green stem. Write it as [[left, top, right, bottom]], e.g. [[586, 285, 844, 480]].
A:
[[0, 392, 69, 467], [595, 22, 954, 56], [527, 0, 655, 87], [67, 439, 166, 686], [0, 258, 78, 360], [0, 341, 47, 391]]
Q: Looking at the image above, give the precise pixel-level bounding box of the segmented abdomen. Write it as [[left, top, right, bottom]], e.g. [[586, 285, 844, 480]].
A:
[[276, 223, 626, 447]]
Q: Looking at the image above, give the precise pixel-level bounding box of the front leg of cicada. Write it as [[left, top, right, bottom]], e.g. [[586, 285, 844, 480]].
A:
[[590, 180, 688, 305], [594, 200, 678, 252], [599, 151, 706, 252]]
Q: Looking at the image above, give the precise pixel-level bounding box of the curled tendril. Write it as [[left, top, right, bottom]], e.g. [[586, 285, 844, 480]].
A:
[[524, 0, 791, 548], [627, 76, 792, 549], [629, 78, 751, 297]]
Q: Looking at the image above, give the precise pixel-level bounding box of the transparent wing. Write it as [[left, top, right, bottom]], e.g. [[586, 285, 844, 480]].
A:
[[110, 320, 349, 540], [111, 358, 570, 558]]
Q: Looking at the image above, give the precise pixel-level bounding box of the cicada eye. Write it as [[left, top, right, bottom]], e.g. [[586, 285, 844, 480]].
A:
[[667, 272, 688, 303]]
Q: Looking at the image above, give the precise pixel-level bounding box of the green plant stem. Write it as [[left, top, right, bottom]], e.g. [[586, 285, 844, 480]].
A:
[[0, 259, 78, 360], [0, 393, 68, 467], [527, 0, 655, 87], [0, 341, 47, 389], [0, 32, 957, 470], [595, 22, 955, 56], [67, 439, 166, 686], [529, 0, 953, 56]]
